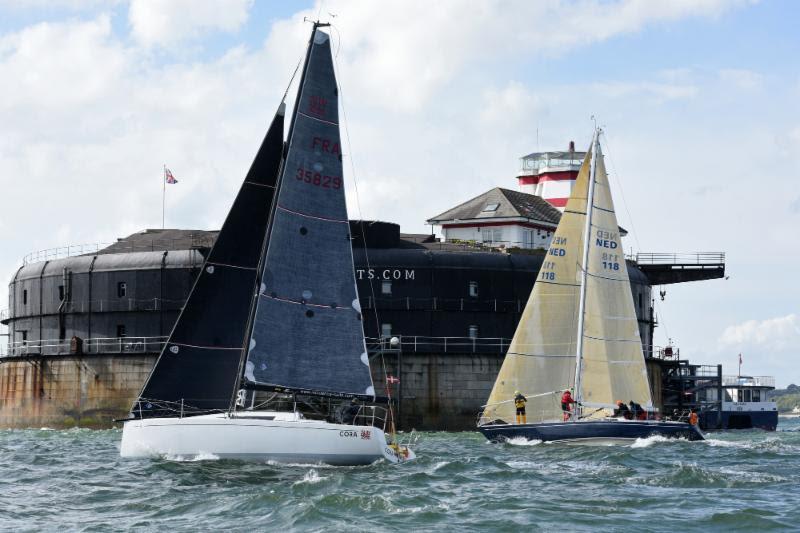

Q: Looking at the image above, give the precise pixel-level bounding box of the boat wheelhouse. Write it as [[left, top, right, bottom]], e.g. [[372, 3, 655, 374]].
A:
[[698, 375, 778, 431]]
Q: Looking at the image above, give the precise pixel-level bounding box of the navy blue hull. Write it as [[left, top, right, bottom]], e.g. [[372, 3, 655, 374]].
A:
[[479, 420, 704, 443], [700, 410, 778, 431]]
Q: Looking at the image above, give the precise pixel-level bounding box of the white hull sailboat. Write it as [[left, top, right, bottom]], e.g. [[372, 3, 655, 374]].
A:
[[478, 129, 702, 444], [121, 411, 413, 464], [120, 23, 415, 465]]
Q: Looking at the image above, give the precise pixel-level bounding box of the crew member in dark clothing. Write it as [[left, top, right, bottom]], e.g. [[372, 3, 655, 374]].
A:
[[614, 400, 631, 419], [336, 397, 361, 424], [629, 400, 646, 421], [514, 391, 527, 424], [561, 389, 576, 421]]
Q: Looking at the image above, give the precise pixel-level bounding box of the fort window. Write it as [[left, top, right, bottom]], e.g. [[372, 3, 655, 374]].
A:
[[468, 325, 479, 339], [381, 280, 392, 295], [58, 285, 65, 301], [116, 324, 126, 338], [23, 289, 27, 305], [468, 281, 479, 298], [380, 323, 392, 338], [59, 323, 66, 340], [638, 292, 643, 311], [20, 330, 28, 343], [117, 281, 127, 298]]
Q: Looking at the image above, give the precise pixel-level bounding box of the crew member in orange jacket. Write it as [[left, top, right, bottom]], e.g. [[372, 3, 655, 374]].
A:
[[561, 389, 576, 421]]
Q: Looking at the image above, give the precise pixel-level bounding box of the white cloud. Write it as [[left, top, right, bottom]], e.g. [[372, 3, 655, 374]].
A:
[[715, 315, 800, 384], [719, 68, 764, 90], [128, 0, 252, 48], [720, 314, 800, 353]]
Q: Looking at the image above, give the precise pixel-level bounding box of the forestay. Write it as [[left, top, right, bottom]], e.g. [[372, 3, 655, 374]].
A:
[[580, 143, 652, 412], [244, 29, 375, 399]]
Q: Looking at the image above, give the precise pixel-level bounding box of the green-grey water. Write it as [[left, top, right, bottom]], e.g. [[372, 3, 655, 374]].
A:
[[2, 419, 800, 531]]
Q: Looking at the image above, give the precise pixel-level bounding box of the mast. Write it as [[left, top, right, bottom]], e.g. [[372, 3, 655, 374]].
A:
[[572, 127, 600, 421], [227, 26, 321, 413]]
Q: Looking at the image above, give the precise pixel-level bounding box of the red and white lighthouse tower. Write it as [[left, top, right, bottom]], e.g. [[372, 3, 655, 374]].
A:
[[516, 141, 585, 211]]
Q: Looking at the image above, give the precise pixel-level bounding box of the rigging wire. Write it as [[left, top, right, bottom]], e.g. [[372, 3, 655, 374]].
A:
[[330, 25, 398, 433], [601, 129, 672, 349]]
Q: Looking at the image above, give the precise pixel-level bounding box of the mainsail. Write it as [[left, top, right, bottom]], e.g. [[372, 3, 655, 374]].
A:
[[243, 28, 375, 399], [137, 107, 285, 415], [483, 136, 651, 424]]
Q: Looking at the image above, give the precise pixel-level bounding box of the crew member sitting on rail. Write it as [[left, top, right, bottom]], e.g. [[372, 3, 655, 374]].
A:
[[629, 400, 647, 421], [689, 408, 699, 426], [513, 391, 527, 424], [613, 400, 632, 420], [561, 389, 576, 421]]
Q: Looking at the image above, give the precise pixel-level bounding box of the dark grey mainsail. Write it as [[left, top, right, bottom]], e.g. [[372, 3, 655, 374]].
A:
[[244, 28, 375, 399], [135, 107, 285, 416]]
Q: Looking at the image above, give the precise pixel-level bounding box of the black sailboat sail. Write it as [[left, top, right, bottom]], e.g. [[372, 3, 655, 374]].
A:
[[136, 106, 285, 416], [244, 28, 375, 399]]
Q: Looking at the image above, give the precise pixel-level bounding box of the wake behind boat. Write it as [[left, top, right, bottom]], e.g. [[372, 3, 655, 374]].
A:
[[478, 130, 702, 445], [120, 23, 414, 465]]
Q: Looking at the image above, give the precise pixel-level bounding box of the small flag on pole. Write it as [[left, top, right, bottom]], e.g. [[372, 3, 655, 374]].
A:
[[165, 168, 178, 184]]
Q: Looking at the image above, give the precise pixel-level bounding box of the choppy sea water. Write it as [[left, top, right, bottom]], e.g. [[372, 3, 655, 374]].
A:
[[2, 419, 800, 532]]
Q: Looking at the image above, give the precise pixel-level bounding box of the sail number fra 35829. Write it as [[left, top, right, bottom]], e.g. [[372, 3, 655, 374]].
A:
[[295, 166, 342, 189]]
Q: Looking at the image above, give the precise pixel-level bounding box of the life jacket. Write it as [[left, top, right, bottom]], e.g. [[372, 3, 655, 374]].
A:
[[561, 392, 573, 405], [514, 395, 526, 408], [689, 412, 698, 425]]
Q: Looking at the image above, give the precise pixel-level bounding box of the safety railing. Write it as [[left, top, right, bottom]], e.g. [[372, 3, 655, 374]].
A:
[[21, 234, 216, 266], [1, 335, 168, 358], [6, 297, 188, 319], [722, 375, 775, 388], [629, 252, 726, 265], [367, 335, 513, 355]]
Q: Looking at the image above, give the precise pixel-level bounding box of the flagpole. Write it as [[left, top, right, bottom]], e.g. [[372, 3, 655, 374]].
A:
[[162, 164, 166, 229]]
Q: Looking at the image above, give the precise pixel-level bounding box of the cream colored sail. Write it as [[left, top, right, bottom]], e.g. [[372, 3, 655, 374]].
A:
[[579, 144, 652, 414], [482, 150, 593, 424], [481, 137, 652, 425]]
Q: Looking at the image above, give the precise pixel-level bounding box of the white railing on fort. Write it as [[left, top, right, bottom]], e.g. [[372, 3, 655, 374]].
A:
[[1, 336, 168, 358], [629, 252, 726, 265], [21, 234, 216, 266]]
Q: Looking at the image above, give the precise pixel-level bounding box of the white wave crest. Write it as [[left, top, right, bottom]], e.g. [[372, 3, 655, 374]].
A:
[[164, 451, 220, 461], [631, 435, 675, 448], [293, 469, 326, 485], [505, 437, 542, 446]]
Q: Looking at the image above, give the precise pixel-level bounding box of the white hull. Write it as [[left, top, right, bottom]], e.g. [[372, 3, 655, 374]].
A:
[[120, 411, 415, 465]]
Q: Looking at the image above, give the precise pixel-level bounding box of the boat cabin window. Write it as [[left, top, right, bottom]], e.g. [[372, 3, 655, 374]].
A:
[[117, 281, 127, 298], [381, 280, 392, 295], [381, 323, 392, 338], [737, 389, 751, 402], [752, 389, 761, 402], [468, 281, 479, 298], [468, 325, 479, 339], [116, 324, 126, 338]]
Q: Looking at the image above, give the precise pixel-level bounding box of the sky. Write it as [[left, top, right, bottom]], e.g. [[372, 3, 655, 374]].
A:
[[0, 0, 798, 385]]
